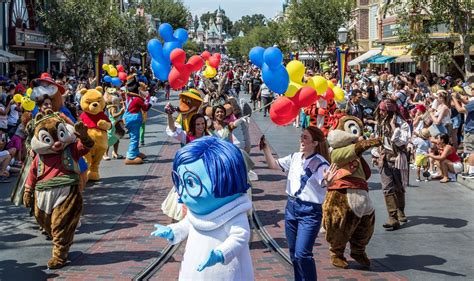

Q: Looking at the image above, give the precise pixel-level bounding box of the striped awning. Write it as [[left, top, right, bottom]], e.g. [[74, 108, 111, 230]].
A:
[[0, 50, 24, 63], [348, 49, 382, 66], [365, 54, 396, 64]]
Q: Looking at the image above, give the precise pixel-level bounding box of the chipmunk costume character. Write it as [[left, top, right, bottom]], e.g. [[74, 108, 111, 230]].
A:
[[23, 110, 94, 269], [323, 115, 382, 269]]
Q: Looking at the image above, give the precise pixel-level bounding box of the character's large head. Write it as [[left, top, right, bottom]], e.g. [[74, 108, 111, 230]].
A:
[[80, 89, 106, 115], [172, 136, 250, 215], [30, 73, 65, 112], [327, 115, 363, 149], [178, 88, 203, 114], [30, 109, 76, 155]]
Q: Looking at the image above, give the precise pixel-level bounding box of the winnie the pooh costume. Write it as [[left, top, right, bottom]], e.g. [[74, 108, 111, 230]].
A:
[[323, 115, 382, 269], [79, 88, 111, 180], [23, 110, 94, 269]]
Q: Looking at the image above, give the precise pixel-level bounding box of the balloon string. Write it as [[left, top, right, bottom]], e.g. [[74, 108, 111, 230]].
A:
[[243, 98, 277, 118]]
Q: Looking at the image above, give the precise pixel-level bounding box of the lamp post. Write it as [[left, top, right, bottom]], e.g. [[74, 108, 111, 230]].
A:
[[336, 26, 349, 87]]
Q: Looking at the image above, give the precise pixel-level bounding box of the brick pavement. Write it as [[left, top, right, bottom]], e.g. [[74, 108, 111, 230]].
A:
[[248, 119, 409, 281]]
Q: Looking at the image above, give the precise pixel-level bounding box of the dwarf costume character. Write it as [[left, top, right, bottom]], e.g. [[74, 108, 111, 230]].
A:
[[23, 110, 94, 269], [123, 75, 151, 165], [323, 115, 382, 269]]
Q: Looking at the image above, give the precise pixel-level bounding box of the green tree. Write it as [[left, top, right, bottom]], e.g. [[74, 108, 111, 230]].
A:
[[183, 41, 202, 56], [143, 0, 189, 29], [231, 14, 267, 36], [38, 0, 116, 66], [391, 0, 472, 79], [285, 0, 354, 62], [110, 11, 151, 67], [227, 21, 288, 61]]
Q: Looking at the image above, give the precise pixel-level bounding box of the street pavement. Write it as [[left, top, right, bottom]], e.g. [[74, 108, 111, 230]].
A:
[[0, 92, 473, 281]]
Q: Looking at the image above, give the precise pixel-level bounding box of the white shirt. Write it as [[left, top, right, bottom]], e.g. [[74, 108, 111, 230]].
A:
[[277, 152, 329, 204], [7, 104, 19, 126]]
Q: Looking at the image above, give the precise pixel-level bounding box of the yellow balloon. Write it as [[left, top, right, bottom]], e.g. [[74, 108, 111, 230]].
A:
[[203, 66, 217, 78], [306, 76, 328, 96], [21, 97, 36, 111], [286, 60, 305, 82], [327, 80, 335, 89], [102, 64, 109, 71], [13, 94, 23, 103], [333, 86, 345, 102], [284, 81, 302, 97], [108, 67, 118, 77], [26, 88, 32, 97]]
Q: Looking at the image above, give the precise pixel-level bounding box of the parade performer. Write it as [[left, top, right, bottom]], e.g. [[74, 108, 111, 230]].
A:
[[22, 110, 94, 269], [79, 88, 111, 180], [138, 82, 150, 147], [323, 115, 382, 269], [373, 99, 410, 230], [151, 137, 253, 280], [103, 88, 125, 160], [175, 88, 204, 133], [261, 126, 334, 281], [123, 75, 151, 164]]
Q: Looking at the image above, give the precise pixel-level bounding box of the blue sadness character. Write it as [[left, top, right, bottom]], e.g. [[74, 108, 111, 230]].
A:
[[151, 136, 254, 280]]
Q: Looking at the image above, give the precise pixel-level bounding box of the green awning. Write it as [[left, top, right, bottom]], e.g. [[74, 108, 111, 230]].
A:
[[365, 54, 396, 64]]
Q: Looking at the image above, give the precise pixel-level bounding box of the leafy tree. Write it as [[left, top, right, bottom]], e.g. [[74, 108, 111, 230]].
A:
[[285, 0, 354, 62], [390, 0, 472, 79], [227, 21, 288, 60], [193, 15, 200, 32], [183, 41, 201, 56], [110, 11, 151, 67], [38, 0, 116, 66], [143, 0, 190, 29], [231, 14, 267, 37]]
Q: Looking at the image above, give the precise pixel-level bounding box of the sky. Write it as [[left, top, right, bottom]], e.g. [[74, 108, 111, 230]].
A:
[[181, 0, 284, 22]]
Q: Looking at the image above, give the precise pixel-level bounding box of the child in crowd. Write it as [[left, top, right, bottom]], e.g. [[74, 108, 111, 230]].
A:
[[413, 128, 432, 181]]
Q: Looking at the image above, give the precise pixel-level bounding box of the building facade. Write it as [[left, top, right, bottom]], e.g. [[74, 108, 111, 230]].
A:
[[188, 7, 232, 53]]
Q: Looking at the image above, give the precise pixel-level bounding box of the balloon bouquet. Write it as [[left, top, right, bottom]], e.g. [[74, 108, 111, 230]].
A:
[[249, 46, 345, 126], [201, 51, 221, 79], [13, 89, 36, 112], [103, 64, 127, 87], [147, 23, 207, 90]]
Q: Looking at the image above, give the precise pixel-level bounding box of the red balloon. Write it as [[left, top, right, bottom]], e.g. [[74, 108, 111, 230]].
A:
[[325, 87, 334, 101], [117, 65, 125, 72], [118, 72, 127, 81], [292, 87, 317, 108], [208, 53, 221, 68], [269, 96, 298, 126], [201, 51, 211, 60], [169, 49, 204, 89]]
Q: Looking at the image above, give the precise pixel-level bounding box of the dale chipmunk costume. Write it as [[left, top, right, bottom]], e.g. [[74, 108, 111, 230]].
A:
[[151, 137, 253, 281], [323, 115, 382, 269], [23, 110, 94, 269], [79, 88, 111, 180]]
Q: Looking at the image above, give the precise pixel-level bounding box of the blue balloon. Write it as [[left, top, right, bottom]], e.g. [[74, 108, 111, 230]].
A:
[[264, 47, 283, 69], [111, 77, 122, 87], [151, 59, 170, 81], [162, 41, 181, 62], [249, 47, 265, 68], [147, 39, 165, 62], [262, 64, 289, 94], [103, 75, 112, 83], [174, 28, 189, 43], [159, 23, 174, 41]]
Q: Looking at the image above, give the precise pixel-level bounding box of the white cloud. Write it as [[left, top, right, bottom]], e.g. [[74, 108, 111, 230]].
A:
[[182, 0, 283, 21]]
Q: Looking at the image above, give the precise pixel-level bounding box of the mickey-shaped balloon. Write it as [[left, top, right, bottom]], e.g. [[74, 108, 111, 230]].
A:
[[150, 137, 254, 280], [285, 60, 305, 97], [160, 23, 188, 61], [201, 51, 221, 78], [249, 46, 289, 95], [168, 49, 204, 90]]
